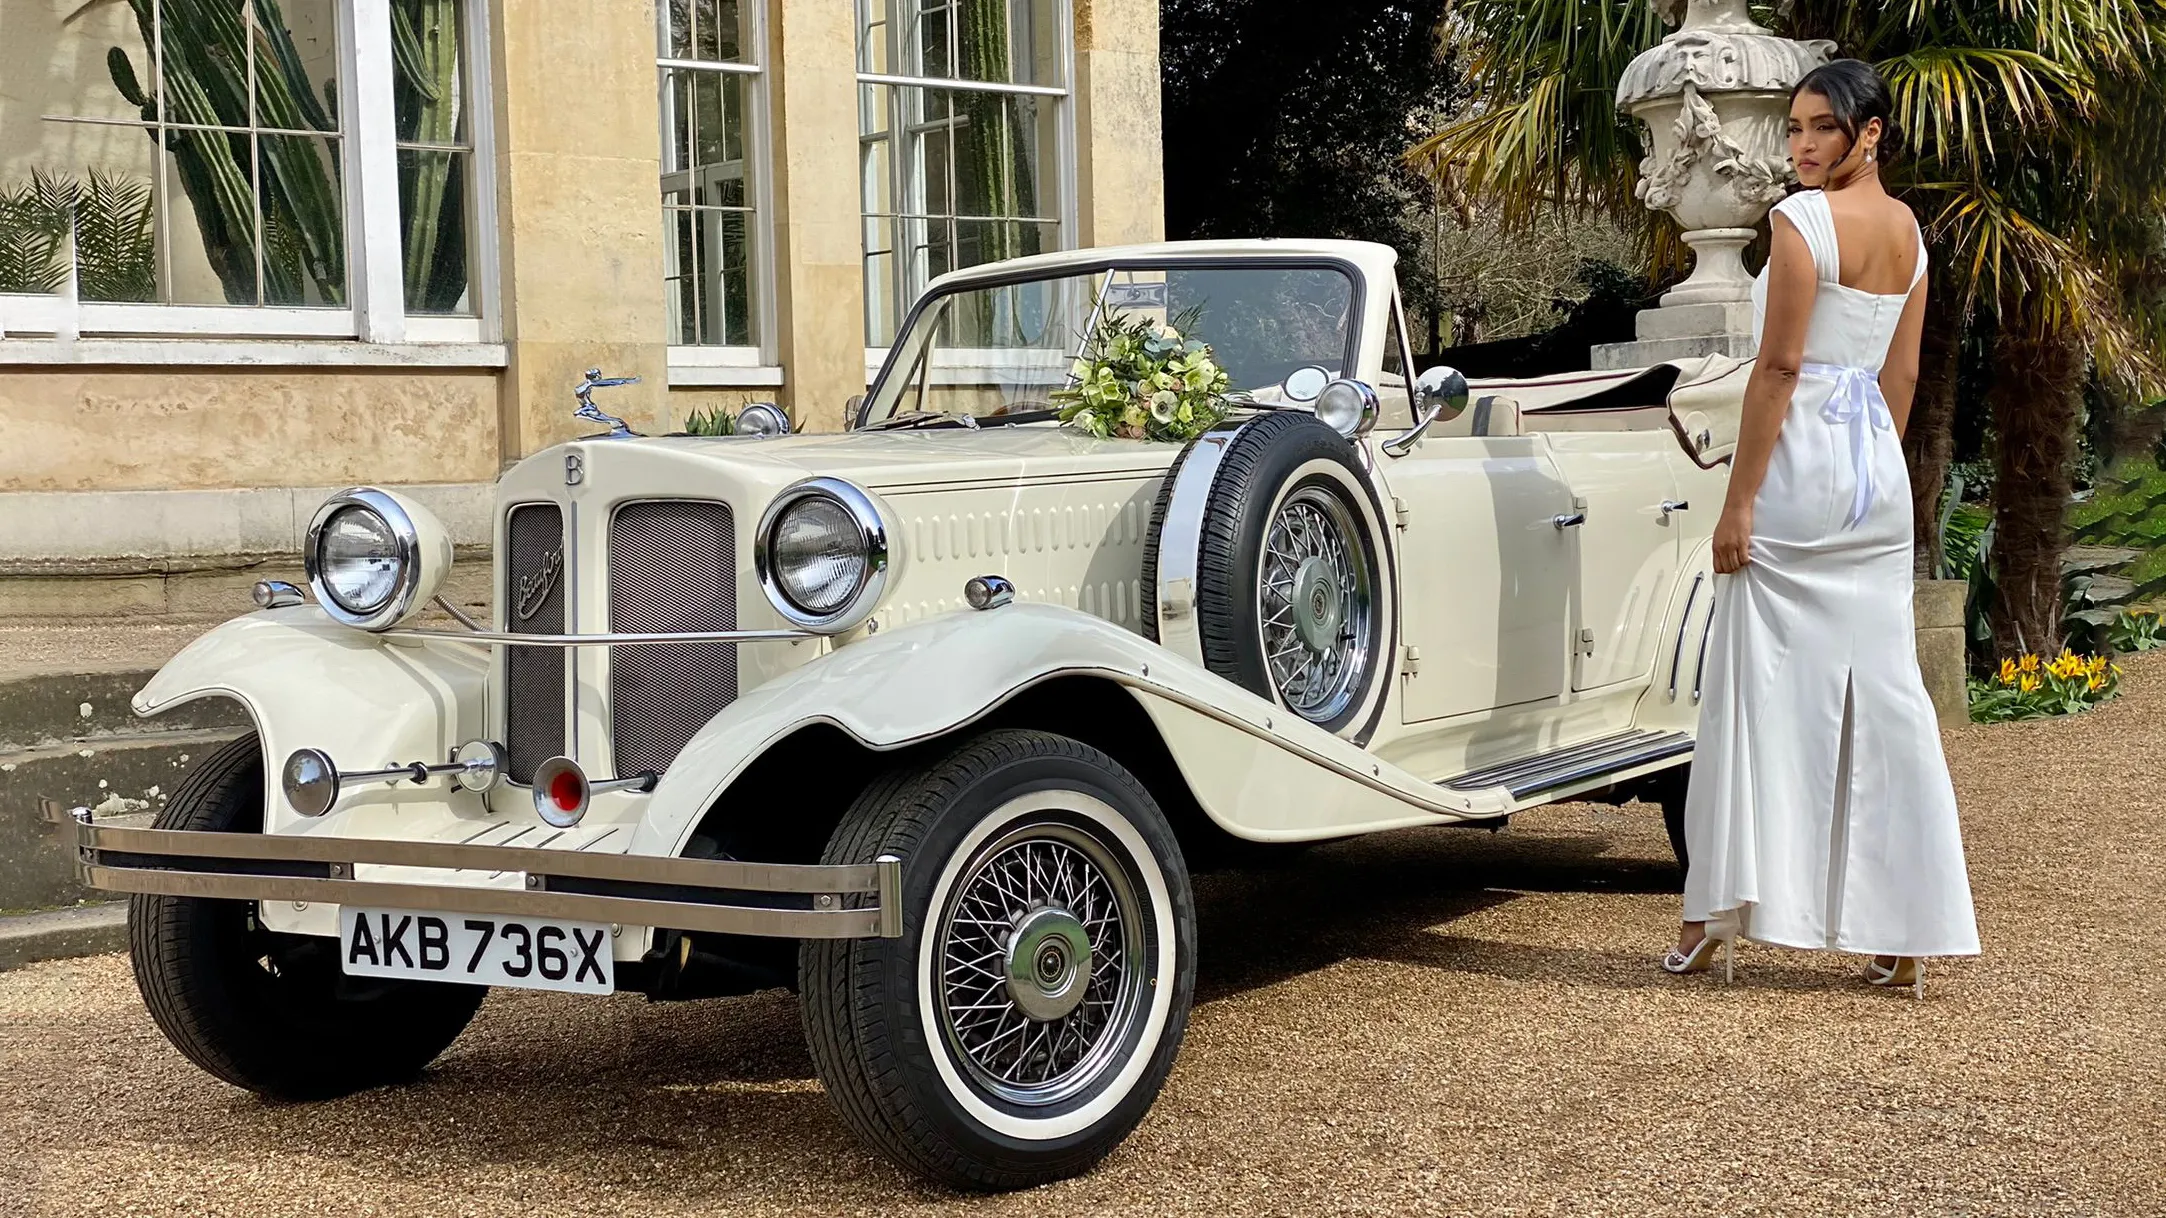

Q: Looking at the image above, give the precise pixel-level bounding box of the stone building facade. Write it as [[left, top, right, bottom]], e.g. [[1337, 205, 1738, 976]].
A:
[[0, 0, 1162, 568]]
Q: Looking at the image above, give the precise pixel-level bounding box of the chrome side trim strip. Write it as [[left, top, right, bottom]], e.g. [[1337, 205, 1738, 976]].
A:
[[1668, 572, 1704, 701], [1693, 604, 1717, 703], [383, 626, 815, 648]]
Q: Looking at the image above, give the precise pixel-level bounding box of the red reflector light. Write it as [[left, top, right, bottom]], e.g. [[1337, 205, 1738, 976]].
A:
[[547, 769, 584, 811], [531, 756, 589, 827]]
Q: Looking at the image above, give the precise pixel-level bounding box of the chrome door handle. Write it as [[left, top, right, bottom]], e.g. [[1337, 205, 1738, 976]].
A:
[[1659, 499, 1690, 514], [1553, 512, 1586, 529]]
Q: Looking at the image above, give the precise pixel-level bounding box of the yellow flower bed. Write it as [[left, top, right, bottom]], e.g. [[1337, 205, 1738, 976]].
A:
[[1971, 648, 2121, 721]]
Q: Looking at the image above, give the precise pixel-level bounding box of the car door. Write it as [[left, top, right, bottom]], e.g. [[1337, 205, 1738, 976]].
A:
[[1384, 434, 1578, 722], [1540, 431, 1685, 691]]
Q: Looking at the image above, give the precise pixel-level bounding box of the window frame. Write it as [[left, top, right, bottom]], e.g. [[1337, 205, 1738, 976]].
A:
[[659, 0, 778, 385], [0, 0, 500, 346], [855, 0, 1079, 349]]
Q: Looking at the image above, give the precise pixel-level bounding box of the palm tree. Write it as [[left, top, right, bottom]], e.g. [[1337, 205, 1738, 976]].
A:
[[1414, 0, 2166, 658]]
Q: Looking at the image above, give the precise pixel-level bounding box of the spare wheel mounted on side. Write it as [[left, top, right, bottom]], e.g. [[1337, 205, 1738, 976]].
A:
[[1143, 410, 1397, 742]]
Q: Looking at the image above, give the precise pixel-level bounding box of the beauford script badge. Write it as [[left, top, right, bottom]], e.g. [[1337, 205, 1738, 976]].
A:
[[515, 547, 563, 621]]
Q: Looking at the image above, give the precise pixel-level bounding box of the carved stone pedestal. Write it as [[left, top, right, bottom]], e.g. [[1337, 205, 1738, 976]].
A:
[[1596, 0, 1830, 370], [1591, 303, 1760, 369]]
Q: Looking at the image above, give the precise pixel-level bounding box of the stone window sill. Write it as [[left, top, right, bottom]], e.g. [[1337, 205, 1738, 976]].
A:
[[0, 339, 509, 369]]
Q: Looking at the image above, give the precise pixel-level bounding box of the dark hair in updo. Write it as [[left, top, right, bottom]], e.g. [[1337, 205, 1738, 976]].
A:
[[1791, 58, 1904, 164]]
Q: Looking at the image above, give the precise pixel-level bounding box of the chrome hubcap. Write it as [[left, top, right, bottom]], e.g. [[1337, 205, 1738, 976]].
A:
[[1005, 906, 1092, 1021], [1260, 484, 1373, 724], [935, 822, 1148, 1107], [1291, 555, 1342, 653]]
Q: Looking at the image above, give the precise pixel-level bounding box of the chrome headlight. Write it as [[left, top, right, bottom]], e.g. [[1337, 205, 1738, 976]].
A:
[[303, 488, 451, 630], [754, 477, 890, 632], [1315, 378, 1381, 438], [735, 402, 790, 437]]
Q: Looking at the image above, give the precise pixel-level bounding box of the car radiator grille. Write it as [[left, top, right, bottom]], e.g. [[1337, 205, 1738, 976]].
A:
[[503, 503, 567, 785], [608, 500, 739, 777]]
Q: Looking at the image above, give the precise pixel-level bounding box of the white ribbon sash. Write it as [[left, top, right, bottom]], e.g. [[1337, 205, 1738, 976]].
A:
[[1803, 362, 1892, 530]]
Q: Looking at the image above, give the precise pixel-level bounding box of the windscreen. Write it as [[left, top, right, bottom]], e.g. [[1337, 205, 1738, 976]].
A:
[[860, 262, 1357, 427]]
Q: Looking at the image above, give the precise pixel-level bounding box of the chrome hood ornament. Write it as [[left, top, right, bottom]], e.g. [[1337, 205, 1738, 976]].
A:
[[573, 368, 642, 438]]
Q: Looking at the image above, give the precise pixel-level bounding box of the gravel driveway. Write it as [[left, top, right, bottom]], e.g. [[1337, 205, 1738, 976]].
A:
[[5, 655, 2162, 1217]]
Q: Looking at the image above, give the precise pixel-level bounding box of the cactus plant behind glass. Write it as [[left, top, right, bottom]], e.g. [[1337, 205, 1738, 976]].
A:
[[392, 0, 468, 312], [957, 0, 1038, 265], [107, 0, 345, 306]]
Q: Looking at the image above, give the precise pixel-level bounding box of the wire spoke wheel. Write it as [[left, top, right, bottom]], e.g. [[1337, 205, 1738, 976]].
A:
[[934, 820, 1150, 1109], [1257, 483, 1374, 725]]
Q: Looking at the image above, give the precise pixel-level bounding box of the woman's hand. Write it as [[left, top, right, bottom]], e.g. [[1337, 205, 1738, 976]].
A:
[[1714, 504, 1754, 574]]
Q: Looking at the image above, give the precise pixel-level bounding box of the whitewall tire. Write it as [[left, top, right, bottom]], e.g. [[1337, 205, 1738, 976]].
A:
[[800, 730, 1196, 1191]]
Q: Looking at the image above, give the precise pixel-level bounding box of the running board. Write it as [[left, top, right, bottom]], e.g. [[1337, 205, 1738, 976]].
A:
[[1439, 729, 1693, 801]]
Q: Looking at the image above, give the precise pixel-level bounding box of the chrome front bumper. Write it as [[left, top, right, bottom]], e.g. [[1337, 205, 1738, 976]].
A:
[[41, 801, 902, 940]]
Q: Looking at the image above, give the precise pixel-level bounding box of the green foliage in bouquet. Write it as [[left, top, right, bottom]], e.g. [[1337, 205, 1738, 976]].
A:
[[1053, 310, 1232, 443]]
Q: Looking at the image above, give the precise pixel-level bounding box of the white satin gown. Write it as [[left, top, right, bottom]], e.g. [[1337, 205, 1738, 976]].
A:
[[1681, 190, 1981, 958]]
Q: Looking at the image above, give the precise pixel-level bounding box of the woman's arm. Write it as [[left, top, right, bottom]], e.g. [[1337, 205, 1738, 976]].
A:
[[1715, 214, 1818, 574], [1880, 276, 1930, 437]]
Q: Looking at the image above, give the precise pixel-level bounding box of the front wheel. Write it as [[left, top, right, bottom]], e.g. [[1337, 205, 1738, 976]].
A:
[[129, 732, 486, 1101], [801, 730, 1196, 1191]]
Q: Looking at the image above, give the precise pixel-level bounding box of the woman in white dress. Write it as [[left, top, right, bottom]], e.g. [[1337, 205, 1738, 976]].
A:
[[1662, 59, 1981, 995]]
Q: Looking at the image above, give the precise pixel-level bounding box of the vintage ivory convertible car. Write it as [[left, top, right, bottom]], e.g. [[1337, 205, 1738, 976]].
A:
[[51, 239, 1745, 1190]]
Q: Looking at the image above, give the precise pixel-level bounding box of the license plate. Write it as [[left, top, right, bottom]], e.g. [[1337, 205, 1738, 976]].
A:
[[338, 906, 614, 995]]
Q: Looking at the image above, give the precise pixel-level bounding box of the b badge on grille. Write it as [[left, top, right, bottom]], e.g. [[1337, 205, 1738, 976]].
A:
[[515, 547, 564, 621]]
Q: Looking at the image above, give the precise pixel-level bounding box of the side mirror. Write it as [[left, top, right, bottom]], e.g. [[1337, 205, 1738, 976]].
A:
[[846, 393, 868, 430], [1381, 365, 1469, 457], [1280, 364, 1332, 403]]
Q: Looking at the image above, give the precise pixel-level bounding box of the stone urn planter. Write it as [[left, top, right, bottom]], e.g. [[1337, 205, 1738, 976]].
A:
[[1616, 0, 1833, 309], [1914, 578, 1969, 727]]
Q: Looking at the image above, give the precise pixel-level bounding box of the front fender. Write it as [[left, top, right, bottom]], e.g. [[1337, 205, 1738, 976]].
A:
[[632, 602, 1509, 858], [134, 606, 491, 833]]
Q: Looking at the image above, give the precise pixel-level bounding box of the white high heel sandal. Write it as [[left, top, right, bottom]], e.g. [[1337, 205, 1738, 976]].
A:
[[1865, 955, 1925, 999], [1662, 931, 1736, 983]]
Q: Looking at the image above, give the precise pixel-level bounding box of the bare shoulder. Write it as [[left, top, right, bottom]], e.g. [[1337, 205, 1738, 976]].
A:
[[1825, 190, 1916, 236], [1878, 193, 1922, 233]]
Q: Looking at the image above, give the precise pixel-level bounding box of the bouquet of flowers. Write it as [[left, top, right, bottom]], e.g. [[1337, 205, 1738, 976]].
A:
[[1052, 310, 1231, 443]]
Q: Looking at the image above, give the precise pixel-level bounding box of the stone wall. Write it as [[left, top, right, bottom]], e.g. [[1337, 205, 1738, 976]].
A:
[[0, 0, 1167, 562], [0, 364, 501, 494]]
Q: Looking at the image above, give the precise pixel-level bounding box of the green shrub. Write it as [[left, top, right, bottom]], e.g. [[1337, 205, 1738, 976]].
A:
[[682, 406, 736, 437], [2110, 607, 2166, 652]]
